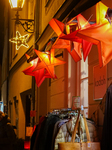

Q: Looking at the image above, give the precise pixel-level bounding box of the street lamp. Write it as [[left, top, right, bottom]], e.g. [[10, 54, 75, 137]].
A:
[[9, 0, 34, 33], [9, 0, 25, 10]]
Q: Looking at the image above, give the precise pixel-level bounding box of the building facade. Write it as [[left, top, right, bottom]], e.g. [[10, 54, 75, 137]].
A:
[[1, 0, 112, 141]]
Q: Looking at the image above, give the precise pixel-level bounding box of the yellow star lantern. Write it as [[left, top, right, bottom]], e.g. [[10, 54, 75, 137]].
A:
[[9, 31, 29, 50]]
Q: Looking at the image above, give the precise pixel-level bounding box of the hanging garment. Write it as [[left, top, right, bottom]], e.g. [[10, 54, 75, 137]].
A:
[[54, 115, 99, 150], [101, 84, 112, 150], [35, 114, 60, 150], [80, 117, 99, 142], [30, 116, 46, 150], [54, 115, 79, 150], [51, 119, 69, 150]]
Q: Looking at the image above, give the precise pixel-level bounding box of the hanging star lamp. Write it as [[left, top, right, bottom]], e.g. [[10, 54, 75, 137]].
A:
[[9, 31, 29, 50], [33, 49, 66, 79], [96, 1, 108, 25], [76, 2, 112, 67], [49, 18, 82, 62], [60, 14, 93, 61], [22, 54, 39, 76], [22, 54, 57, 87]]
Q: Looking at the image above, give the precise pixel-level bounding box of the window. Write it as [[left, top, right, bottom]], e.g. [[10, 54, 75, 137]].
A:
[[80, 57, 88, 116], [45, 0, 52, 7], [67, 51, 88, 117]]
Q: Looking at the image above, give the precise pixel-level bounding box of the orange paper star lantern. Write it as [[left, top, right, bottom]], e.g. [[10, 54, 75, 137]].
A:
[[76, 2, 112, 67], [60, 14, 93, 61], [33, 49, 66, 79], [49, 18, 82, 62], [22, 54, 57, 87]]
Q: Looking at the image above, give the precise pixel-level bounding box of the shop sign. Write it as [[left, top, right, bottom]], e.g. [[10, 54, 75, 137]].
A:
[[26, 126, 33, 137], [93, 65, 107, 100], [72, 96, 80, 110]]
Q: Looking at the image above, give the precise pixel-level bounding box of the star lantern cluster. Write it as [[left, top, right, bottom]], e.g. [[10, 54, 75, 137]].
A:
[[49, 2, 112, 67], [49, 18, 82, 63], [49, 15, 93, 62], [23, 2, 112, 87], [76, 2, 112, 67]]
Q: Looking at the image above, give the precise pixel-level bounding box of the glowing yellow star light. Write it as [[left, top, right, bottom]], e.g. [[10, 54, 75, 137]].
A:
[[9, 31, 29, 50]]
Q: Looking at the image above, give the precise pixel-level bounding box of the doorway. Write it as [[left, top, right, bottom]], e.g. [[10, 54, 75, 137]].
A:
[[25, 94, 31, 140], [20, 89, 32, 140]]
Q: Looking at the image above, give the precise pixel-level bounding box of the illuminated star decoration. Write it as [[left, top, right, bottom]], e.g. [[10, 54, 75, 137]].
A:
[[33, 49, 66, 79], [9, 31, 29, 50], [49, 18, 82, 62], [60, 14, 93, 61], [76, 2, 112, 67], [22, 54, 57, 87]]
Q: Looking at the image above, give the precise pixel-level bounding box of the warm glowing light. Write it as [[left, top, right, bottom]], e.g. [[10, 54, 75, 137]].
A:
[[96, 1, 108, 24], [23, 54, 57, 87], [55, 14, 92, 62], [24, 141, 30, 150], [49, 18, 82, 62], [9, 0, 17, 8], [30, 60, 34, 66], [76, 2, 112, 67], [77, 14, 90, 29], [9, 31, 29, 50], [25, 53, 34, 66], [66, 25, 70, 34], [33, 49, 66, 79], [9, 0, 25, 9]]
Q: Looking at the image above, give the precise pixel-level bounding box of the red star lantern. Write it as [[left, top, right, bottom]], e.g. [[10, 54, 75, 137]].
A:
[[76, 2, 112, 67], [60, 14, 93, 61], [33, 49, 66, 79], [49, 18, 82, 62], [22, 54, 57, 87]]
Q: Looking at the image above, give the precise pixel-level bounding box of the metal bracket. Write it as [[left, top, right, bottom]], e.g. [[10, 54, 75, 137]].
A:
[[13, 11, 34, 33]]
